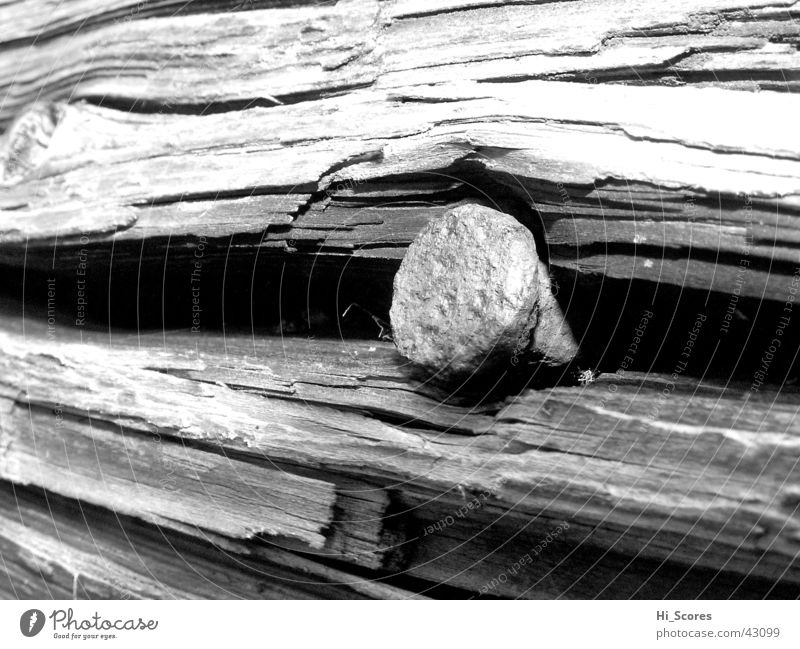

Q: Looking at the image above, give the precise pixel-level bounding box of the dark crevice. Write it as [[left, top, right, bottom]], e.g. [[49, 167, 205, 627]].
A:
[[549, 68, 800, 91], [77, 81, 375, 117], [80, 95, 284, 115], [130, 184, 316, 206], [1, 161, 799, 387]]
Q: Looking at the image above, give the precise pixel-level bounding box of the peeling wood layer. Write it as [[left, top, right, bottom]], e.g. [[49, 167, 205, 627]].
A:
[[2, 80, 800, 301], [0, 319, 797, 596], [1, 0, 798, 129]]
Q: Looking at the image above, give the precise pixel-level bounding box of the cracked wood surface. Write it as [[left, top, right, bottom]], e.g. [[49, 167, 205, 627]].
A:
[[0, 402, 338, 549], [2, 79, 800, 300], [0, 482, 423, 599], [0, 0, 798, 128], [0, 316, 797, 597], [1, 0, 800, 599]]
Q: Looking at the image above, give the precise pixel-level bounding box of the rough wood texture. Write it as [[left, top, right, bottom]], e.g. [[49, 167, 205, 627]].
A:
[[1, 0, 798, 127], [0, 483, 423, 599], [1, 0, 799, 599], [2, 84, 800, 301], [0, 404, 338, 549], [1, 1, 800, 301], [0, 315, 798, 598]]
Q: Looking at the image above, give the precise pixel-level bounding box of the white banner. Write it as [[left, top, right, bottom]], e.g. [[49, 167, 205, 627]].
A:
[[1, 600, 798, 648]]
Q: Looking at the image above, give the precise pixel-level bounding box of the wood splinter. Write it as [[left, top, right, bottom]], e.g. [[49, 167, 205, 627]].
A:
[[390, 203, 579, 382]]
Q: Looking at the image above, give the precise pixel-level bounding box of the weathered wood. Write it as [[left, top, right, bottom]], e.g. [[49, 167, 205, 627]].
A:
[[0, 316, 797, 597], [0, 0, 798, 130], [0, 482, 424, 599], [0, 403, 338, 548], [3, 79, 800, 301], [2, 0, 800, 600]]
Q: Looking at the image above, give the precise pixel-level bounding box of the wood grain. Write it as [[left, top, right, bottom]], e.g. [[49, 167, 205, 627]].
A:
[[2, 0, 800, 599], [0, 482, 423, 599], [1, 0, 798, 127], [0, 317, 797, 596], [3, 78, 800, 301]]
